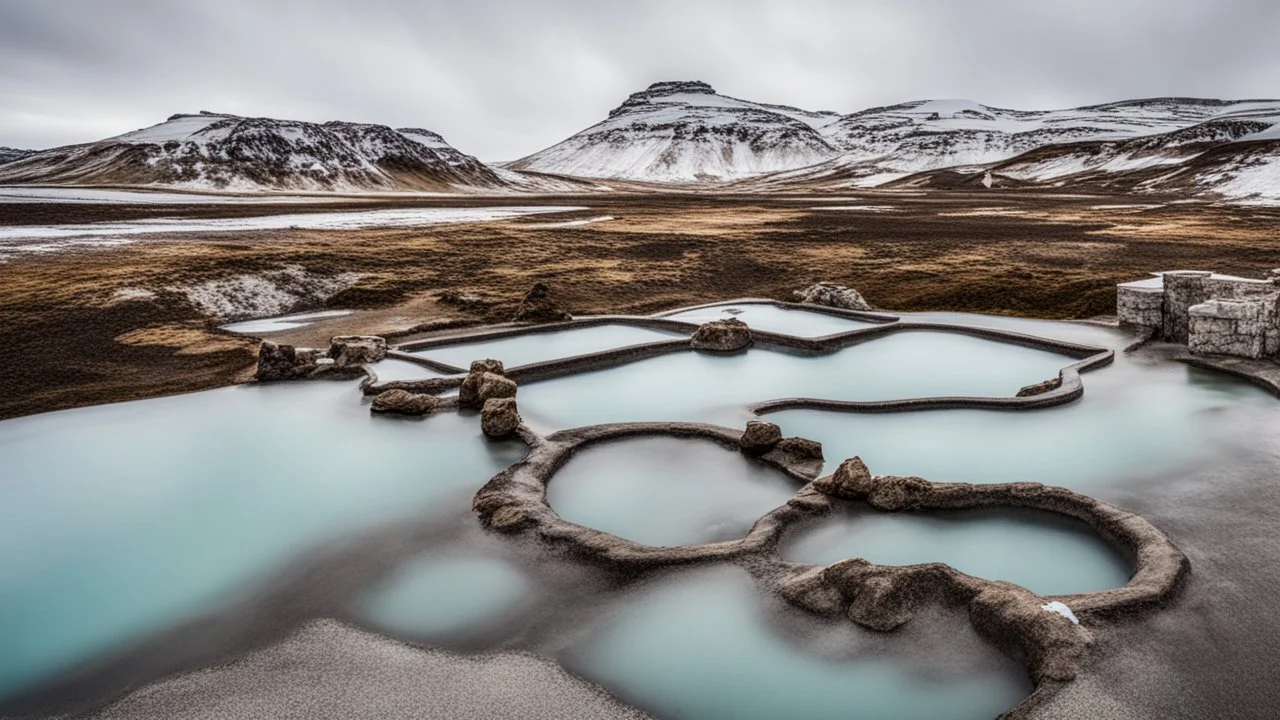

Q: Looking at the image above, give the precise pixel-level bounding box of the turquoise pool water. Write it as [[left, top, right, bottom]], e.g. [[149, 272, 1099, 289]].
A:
[[782, 508, 1131, 596], [358, 553, 530, 641], [563, 566, 1030, 720], [546, 437, 800, 546], [0, 381, 523, 701], [517, 331, 1073, 430]]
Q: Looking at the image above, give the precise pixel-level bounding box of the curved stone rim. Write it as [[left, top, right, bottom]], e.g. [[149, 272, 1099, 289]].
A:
[[470, 418, 1189, 717], [374, 300, 1114, 412], [472, 422, 824, 566]]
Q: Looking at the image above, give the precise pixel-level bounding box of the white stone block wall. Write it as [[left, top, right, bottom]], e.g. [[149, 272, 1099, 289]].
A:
[[1117, 286, 1163, 328], [1117, 270, 1280, 359], [1161, 271, 1213, 344]]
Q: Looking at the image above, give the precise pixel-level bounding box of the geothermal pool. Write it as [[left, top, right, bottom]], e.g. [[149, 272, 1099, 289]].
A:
[[2, 303, 1276, 718], [516, 330, 1075, 429], [546, 437, 801, 546], [782, 507, 1132, 596]]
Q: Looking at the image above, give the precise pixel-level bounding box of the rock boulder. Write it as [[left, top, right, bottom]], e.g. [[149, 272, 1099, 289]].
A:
[[459, 359, 507, 408], [739, 420, 782, 455], [328, 335, 387, 366], [814, 456, 874, 498], [370, 389, 440, 416], [690, 318, 752, 352], [478, 373, 518, 402], [794, 282, 871, 311], [512, 283, 572, 323], [481, 397, 521, 438]]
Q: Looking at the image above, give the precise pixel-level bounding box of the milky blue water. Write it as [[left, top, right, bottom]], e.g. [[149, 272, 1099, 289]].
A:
[[219, 310, 353, 334], [771, 317, 1277, 492], [410, 323, 686, 369], [0, 381, 523, 702], [358, 553, 530, 641], [564, 567, 1030, 720], [783, 508, 1131, 596], [517, 331, 1072, 431], [663, 302, 879, 337], [546, 437, 801, 546], [369, 358, 449, 382]]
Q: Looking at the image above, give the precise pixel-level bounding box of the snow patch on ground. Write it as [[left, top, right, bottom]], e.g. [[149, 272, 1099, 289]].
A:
[[811, 205, 899, 212], [176, 265, 360, 321], [521, 215, 615, 228], [0, 206, 587, 243], [111, 287, 158, 303], [0, 236, 134, 262], [1199, 155, 1280, 205]]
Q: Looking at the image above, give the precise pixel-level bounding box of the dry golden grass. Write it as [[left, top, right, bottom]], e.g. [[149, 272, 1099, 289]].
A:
[[2, 189, 1279, 419]]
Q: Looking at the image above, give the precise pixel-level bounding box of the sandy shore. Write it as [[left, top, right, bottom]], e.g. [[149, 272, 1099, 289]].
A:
[[62, 621, 651, 720]]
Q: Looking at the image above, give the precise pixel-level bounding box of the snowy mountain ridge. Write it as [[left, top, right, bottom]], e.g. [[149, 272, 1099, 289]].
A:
[[507, 81, 844, 182], [0, 112, 593, 193], [510, 81, 1280, 201]]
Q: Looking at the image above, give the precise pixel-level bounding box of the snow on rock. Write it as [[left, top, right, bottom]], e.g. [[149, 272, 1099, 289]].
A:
[[1041, 601, 1080, 625], [507, 81, 842, 182], [175, 265, 360, 321]]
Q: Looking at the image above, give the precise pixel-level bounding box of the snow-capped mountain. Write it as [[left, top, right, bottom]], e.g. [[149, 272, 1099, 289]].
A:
[[885, 106, 1280, 204], [508, 81, 1280, 201], [746, 97, 1280, 190], [0, 147, 36, 165], [507, 81, 843, 182], [0, 112, 510, 192]]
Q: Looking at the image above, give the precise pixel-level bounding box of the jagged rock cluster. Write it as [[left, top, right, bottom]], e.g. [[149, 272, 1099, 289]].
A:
[[255, 335, 387, 381], [458, 359, 522, 438]]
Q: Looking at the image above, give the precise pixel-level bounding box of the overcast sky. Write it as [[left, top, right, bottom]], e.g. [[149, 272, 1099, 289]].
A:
[[2, 0, 1277, 160]]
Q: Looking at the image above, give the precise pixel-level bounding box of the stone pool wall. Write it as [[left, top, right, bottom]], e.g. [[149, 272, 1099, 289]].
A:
[[1117, 270, 1280, 359]]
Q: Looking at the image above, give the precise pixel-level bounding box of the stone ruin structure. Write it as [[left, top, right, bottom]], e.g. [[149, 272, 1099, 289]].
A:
[[1117, 270, 1280, 359]]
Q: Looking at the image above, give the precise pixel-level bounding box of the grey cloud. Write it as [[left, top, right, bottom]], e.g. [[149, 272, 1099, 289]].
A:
[[0, 0, 1277, 160]]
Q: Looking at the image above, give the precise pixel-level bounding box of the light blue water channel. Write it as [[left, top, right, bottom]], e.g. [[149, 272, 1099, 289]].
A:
[[411, 323, 686, 369], [663, 302, 879, 337]]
